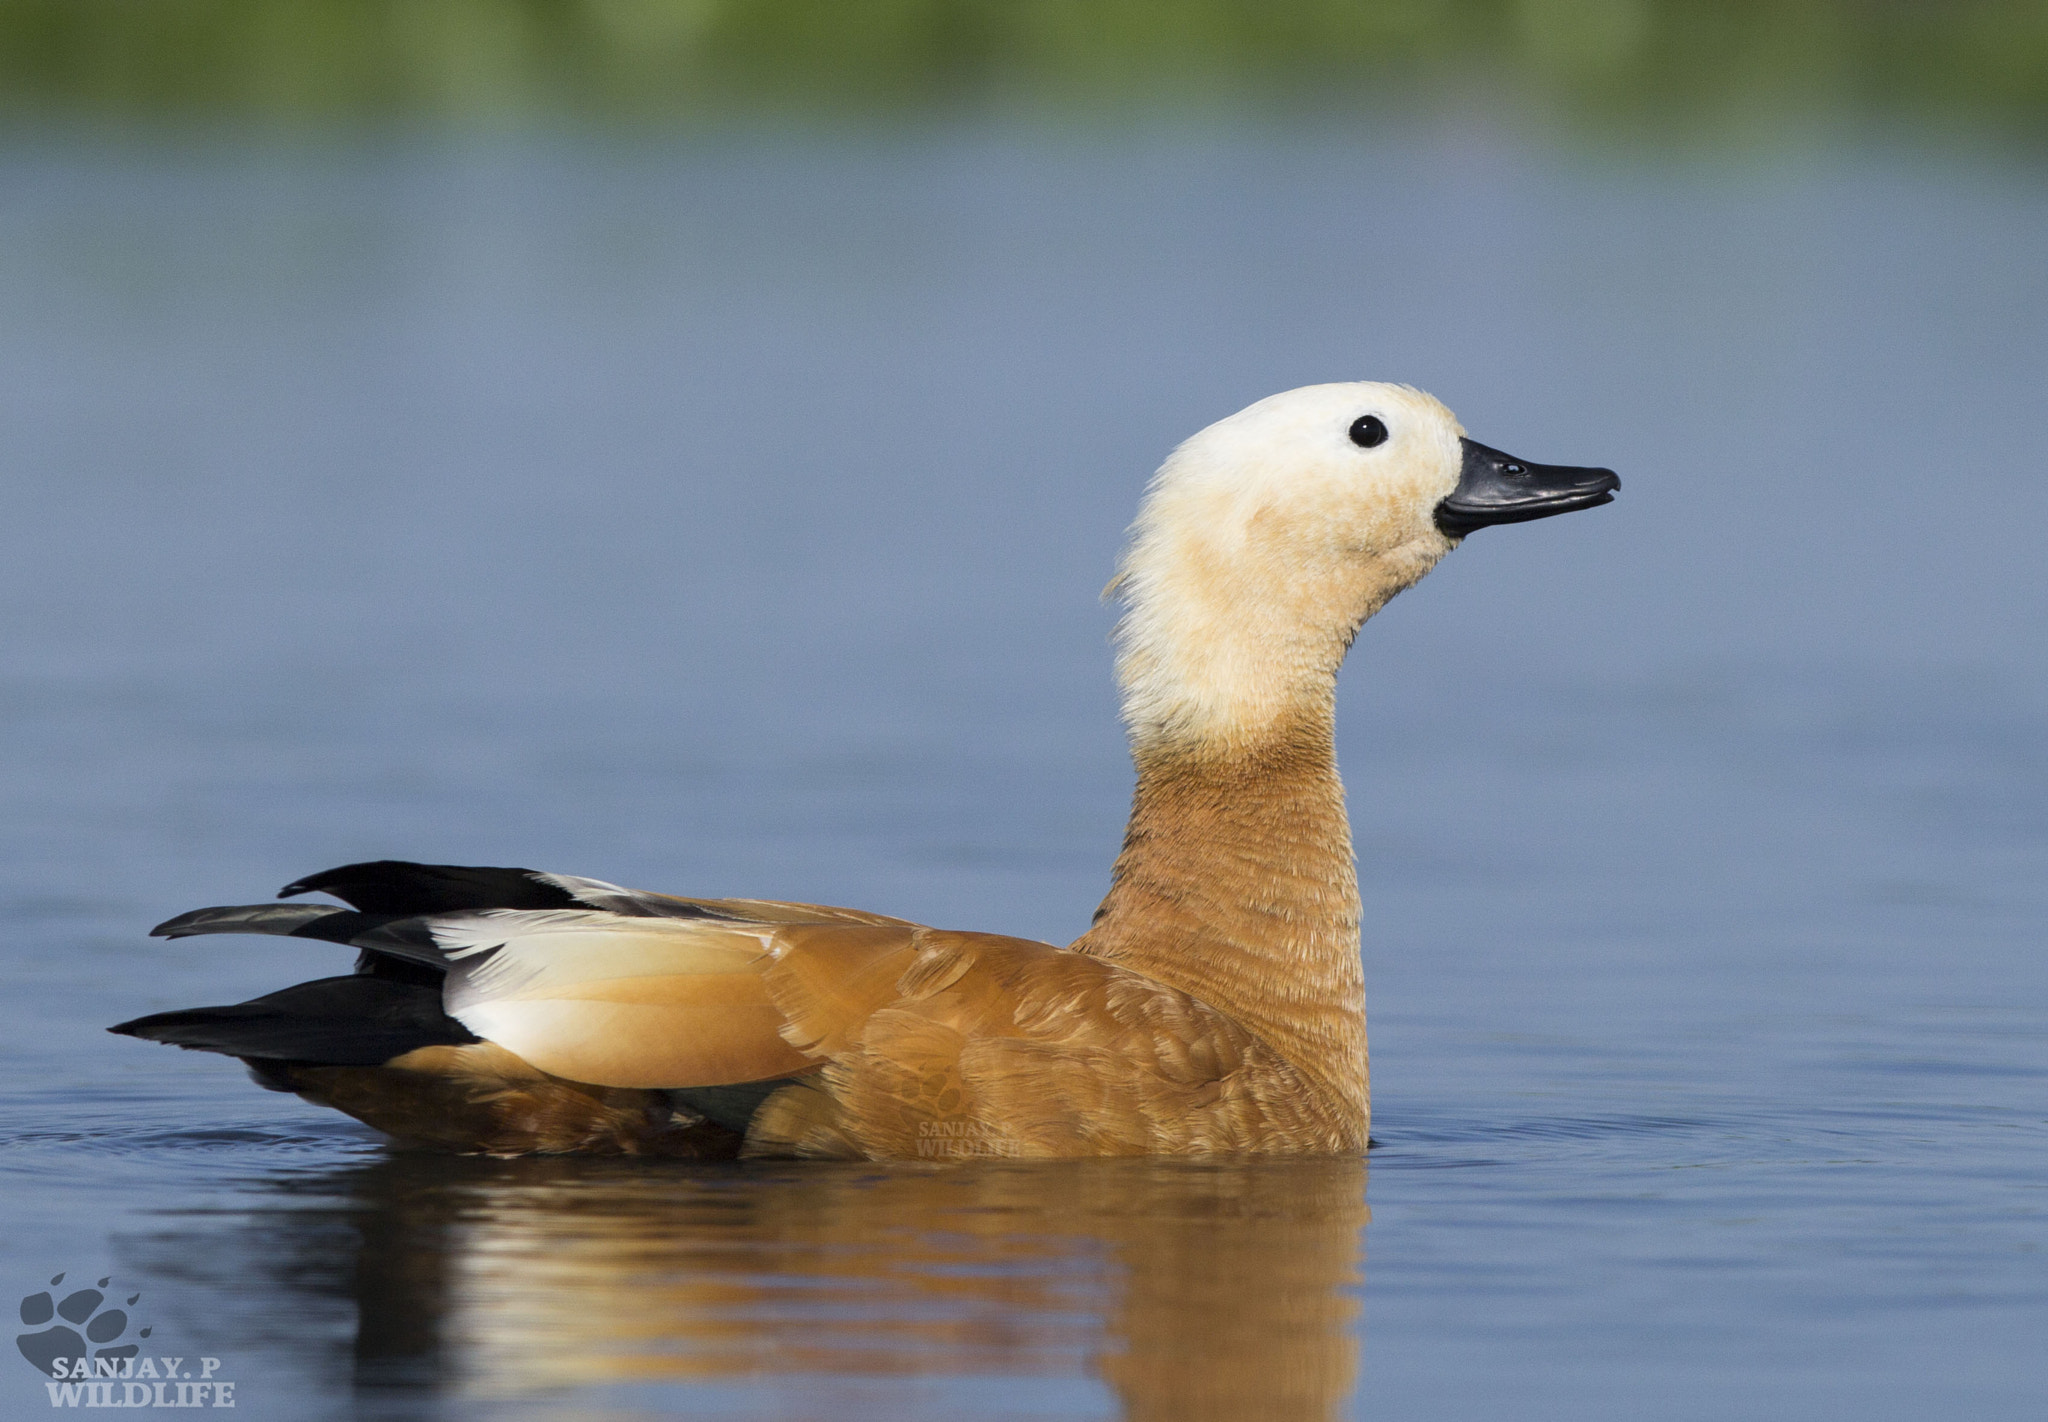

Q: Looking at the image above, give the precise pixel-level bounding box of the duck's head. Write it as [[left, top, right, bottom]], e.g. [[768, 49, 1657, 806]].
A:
[[1113, 381, 1617, 753]]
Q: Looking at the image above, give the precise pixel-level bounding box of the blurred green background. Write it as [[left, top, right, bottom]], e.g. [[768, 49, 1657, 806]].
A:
[[1, 0, 2044, 135]]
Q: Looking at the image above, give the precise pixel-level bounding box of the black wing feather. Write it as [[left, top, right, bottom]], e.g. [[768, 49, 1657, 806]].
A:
[[277, 860, 583, 915], [124, 860, 751, 1072], [151, 903, 446, 969]]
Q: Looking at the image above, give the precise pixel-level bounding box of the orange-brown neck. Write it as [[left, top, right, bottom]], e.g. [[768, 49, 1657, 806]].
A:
[[1070, 706, 1367, 1132]]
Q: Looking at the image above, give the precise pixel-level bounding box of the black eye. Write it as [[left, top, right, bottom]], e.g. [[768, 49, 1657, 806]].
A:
[[1348, 415, 1389, 448]]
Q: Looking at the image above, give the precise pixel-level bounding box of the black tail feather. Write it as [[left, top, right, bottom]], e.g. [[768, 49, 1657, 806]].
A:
[[109, 975, 479, 1066]]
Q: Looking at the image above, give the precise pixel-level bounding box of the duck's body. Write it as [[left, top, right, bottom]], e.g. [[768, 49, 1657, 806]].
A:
[[113, 383, 1616, 1158]]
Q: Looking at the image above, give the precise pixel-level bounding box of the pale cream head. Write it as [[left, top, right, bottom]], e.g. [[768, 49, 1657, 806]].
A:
[[1111, 382, 1468, 753]]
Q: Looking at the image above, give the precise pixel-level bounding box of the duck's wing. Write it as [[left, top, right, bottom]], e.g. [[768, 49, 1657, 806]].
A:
[[135, 860, 924, 1091], [426, 910, 920, 1088], [273, 858, 919, 928]]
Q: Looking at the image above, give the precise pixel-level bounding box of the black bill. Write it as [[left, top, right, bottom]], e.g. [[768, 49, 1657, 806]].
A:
[[1435, 438, 1620, 538]]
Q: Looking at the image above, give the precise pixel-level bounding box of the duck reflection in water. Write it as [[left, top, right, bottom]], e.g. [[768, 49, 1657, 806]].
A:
[[126, 1155, 1368, 1419]]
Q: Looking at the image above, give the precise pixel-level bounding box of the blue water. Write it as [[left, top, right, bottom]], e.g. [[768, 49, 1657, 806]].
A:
[[1, 120, 2044, 1420]]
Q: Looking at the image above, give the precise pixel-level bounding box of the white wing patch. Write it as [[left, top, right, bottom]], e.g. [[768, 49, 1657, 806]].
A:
[[430, 911, 809, 1089]]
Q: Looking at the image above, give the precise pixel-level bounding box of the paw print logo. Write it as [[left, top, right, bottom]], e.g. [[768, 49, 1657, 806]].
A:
[[15, 1275, 150, 1378]]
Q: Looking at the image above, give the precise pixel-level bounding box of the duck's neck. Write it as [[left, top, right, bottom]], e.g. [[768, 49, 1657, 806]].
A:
[[1071, 514, 1444, 1136], [1071, 699, 1367, 1129]]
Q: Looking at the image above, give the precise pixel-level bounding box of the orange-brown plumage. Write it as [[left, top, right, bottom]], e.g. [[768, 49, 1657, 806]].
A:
[[751, 925, 1354, 1158]]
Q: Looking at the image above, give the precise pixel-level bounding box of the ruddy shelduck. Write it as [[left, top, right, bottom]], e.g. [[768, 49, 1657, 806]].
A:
[[113, 383, 1617, 1158]]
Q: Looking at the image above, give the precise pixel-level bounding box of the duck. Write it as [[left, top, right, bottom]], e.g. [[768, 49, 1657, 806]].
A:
[[110, 382, 1617, 1159]]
